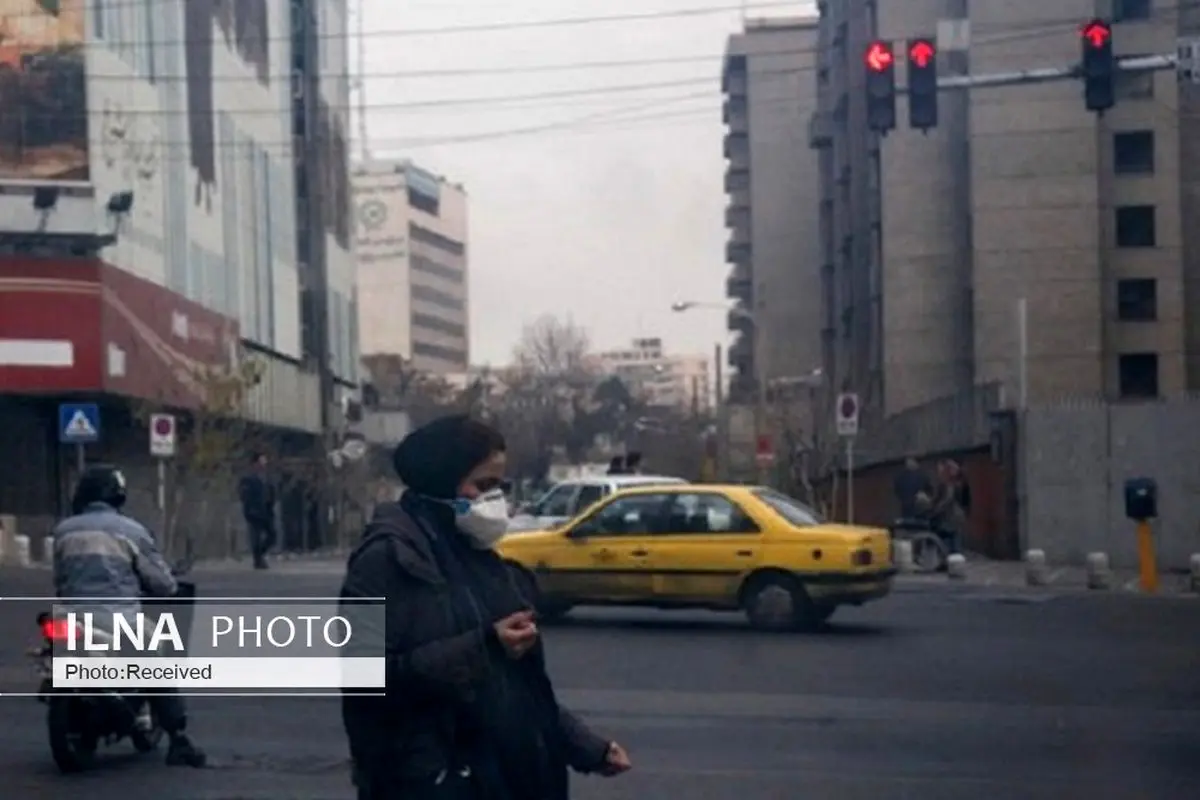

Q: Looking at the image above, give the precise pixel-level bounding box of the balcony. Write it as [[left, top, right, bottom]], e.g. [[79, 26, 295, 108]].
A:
[[723, 132, 750, 169], [725, 240, 751, 264], [724, 204, 750, 230], [808, 111, 832, 149], [726, 302, 753, 333], [723, 167, 749, 193], [727, 185, 750, 210], [728, 221, 750, 248], [727, 331, 752, 367], [725, 265, 752, 303], [722, 96, 748, 133], [721, 54, 747, 93]]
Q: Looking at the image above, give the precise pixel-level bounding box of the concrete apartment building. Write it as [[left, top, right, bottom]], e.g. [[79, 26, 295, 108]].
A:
[[722, 17, 824, 415], [595, 338, 712, 411], [354, 160, 469, 373], [812, 0, 1198, 429]]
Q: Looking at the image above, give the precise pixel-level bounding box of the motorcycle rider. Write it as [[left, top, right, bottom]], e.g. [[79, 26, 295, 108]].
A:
[[52, 464, 207, 767]]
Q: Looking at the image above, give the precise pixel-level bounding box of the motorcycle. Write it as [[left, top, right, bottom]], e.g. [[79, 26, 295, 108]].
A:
[[30, 565, 195, 773], [888, 517, 949, 573]]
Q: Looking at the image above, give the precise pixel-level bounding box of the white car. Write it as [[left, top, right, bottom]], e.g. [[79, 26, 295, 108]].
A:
[[507, 475, 688, 533]]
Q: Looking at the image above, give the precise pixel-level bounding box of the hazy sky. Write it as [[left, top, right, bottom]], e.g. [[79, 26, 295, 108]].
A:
[[358, 0, 810, 366]]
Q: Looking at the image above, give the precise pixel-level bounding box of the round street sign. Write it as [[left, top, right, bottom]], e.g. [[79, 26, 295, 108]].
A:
[[149, 413, 177, 457], [839, 394, 857, 419], [154, 417, 173, 436]]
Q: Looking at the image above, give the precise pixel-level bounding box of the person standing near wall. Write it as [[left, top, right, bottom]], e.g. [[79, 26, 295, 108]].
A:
[[238, 452, 277, 569]]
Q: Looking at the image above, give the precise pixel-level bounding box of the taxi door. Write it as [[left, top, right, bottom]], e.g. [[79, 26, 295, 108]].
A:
[[540, 493, 670, 604], [651, 492, 763, 606]]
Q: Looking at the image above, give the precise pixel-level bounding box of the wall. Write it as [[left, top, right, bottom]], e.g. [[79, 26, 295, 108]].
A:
[[1020, 397, 1200, 570], [318, 0, 356, 384], [353, 166, 413, 358], [85, 0, 301, 359], [878, 0, 971, 414]]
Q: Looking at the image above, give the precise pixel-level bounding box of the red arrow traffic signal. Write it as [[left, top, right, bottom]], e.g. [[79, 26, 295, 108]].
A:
[[1081, 20, 1111, 48], [909, 40, 935, 68], [865, 41, 894, 72]]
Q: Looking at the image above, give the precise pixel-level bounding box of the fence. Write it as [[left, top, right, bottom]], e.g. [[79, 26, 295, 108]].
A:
[[1019, 396, 1200, 570]]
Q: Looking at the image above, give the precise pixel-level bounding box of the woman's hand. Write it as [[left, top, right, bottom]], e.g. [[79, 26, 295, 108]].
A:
[[492, 610, 538, 659], [598, 741, 631, 776]]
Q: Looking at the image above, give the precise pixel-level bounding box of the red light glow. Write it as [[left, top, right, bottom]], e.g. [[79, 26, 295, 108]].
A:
[[40, 619, 77, 641], [865, 41, 894, 72], [1081, 21, 1111, 48], [909, 40, 935, 68]]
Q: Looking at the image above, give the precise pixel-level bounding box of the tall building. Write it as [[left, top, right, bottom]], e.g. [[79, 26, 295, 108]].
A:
[[353, 160, 469, 373], [0, 0, 353, 534], [721, 17, 823, 424], [595, 338, 712, 411], [812, 0, 1197, 427]]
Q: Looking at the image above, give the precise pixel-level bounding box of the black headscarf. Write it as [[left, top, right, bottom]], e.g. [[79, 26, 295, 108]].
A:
[[391, 414, 505, 499]]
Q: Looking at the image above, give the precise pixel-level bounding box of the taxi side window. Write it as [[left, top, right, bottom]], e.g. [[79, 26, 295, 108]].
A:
[[663, 494, 759, 534], [572, 484, 606, 514], [536, 485, 577, 517], [573, 494, 668, 537]]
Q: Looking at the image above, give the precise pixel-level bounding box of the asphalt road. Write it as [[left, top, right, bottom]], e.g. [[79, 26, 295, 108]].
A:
[[1, 562, 1198, 799]]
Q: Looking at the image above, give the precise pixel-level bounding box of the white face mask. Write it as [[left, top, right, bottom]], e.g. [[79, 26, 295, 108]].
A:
[[452, 489, 510, 548]]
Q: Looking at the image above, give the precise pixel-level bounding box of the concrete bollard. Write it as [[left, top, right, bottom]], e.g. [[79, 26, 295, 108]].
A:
[[1085, 552, 1111, 590], [946, 553, 967, 579], [1189, 554, 1200, 594], [892, 540, 914, 573], [12, 534, 31, 567], [1025, 549, 1049, 586]]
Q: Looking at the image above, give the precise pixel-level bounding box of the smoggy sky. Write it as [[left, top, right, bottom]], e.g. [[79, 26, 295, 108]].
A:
[[357, 0, 811, 366]]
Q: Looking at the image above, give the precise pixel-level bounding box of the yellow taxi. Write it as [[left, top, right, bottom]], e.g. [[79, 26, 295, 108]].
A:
[[497, 484, 895, 630]]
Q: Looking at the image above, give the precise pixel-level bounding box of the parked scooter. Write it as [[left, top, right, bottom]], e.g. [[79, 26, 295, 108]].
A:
[[888, 517, 948, 573], [30, 561, 195, 773]]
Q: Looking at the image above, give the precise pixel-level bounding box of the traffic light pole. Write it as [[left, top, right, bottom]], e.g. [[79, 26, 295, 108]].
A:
[[901, 53, 1176, 95]]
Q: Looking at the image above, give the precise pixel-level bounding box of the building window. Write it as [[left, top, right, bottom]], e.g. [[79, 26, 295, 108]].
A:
[[1116, 278, 1156, 321], [1113, 131, 1154, 173], [410, 254, 463, 283], [1115, 205, 1156, 247], [412, 312, 465, 338], [1114, 0, 1152, 21], [411, 283, 464, 311], [413, 341, 467, 365], [409, 223, 464, 255], [1118, 353, 1159, 398]]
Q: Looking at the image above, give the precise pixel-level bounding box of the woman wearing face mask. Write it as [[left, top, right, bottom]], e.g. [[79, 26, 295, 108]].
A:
[[341, 414, 631, 800]]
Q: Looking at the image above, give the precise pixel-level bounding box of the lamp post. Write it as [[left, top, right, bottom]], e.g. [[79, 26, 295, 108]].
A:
[[671, 300, 768, 483]]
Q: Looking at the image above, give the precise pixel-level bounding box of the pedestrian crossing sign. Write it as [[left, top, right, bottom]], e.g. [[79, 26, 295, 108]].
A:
[[58, 403, 100, 443]]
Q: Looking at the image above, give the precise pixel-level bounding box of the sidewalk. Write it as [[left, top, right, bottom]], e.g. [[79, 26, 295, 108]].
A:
[[896, 557, 1198, 596]]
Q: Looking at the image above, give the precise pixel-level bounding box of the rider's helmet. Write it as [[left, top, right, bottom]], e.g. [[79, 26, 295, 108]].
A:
[[70, 464, 128, 515]]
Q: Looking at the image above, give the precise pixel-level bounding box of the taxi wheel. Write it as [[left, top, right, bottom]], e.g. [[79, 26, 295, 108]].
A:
[[742, 573, 818, 631]]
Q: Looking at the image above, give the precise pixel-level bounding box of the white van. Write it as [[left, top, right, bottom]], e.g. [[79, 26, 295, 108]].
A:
[[507, 474, 688, 533]]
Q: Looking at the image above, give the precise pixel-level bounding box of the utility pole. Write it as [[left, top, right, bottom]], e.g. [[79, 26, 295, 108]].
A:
[[292, 0, 335, 549]]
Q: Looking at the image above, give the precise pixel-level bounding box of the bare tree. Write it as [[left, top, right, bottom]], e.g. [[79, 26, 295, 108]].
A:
[[513, 315, 591, 379], [132, 357, 269, 559]]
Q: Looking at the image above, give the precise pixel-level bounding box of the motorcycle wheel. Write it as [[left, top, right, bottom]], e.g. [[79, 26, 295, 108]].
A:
[[130, 704, 164, 753], [47, 696, 98, 773]]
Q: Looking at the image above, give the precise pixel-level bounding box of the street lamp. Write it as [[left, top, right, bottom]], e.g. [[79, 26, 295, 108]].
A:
[[671, 299, 769, 483]]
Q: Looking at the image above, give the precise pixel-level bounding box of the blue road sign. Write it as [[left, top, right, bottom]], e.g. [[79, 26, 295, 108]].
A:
[[59, 403, 101, 444]]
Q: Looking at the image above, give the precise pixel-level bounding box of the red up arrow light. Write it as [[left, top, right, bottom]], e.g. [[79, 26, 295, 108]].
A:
[[865, 41, 894, 72], [1082, 20, 1111, 48], [909, 40, 935, 68]]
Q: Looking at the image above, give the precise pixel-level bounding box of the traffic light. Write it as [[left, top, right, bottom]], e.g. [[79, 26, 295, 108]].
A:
[[865, 40, 896, 133], [1080, 18, 1114, 112], [907, 37, 938, 130]]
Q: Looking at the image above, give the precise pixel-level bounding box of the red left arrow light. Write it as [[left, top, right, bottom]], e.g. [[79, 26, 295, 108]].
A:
[[865, 41, 894, 72]]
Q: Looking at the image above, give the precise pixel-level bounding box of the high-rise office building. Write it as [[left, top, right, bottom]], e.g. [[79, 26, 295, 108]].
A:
[[353, 160, 469, 373]]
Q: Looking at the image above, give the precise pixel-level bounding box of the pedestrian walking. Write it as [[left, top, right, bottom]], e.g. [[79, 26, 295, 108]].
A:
[[341, 414, 631, 799], [238, 452, 277, 570], [931, 460, 968, 557], [893, 456, 934, 520]]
